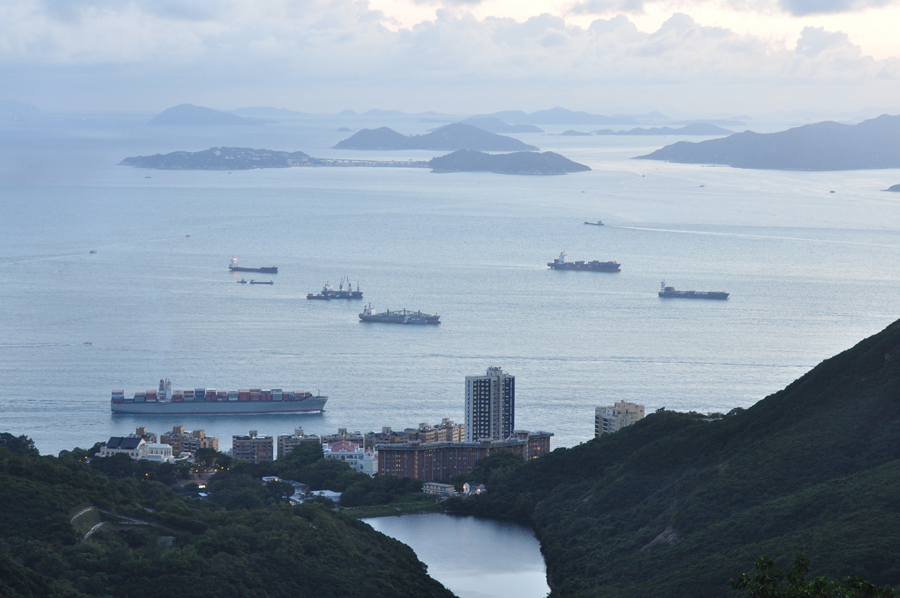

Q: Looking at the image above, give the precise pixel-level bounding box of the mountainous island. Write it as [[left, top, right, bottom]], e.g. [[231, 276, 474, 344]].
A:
[[149, 104, 276, 126], [449, 318, 900, 597], [428, 149, 590, 175], [120, 146, 590, 175], [637, 114, 900, 170], [594, 123, 733, 136], [885, 184, 900, 192], [333, 123, 537, 151], [459, 116, 544, 133]]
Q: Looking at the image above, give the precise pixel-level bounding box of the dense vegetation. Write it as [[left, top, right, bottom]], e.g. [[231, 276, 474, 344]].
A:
[[0, 436, 453, 598], [449, 319, 900, 597], [427, 149, 590, 175]]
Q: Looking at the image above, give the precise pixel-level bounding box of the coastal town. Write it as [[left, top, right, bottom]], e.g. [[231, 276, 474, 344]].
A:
[[91, 367, 648, 503]]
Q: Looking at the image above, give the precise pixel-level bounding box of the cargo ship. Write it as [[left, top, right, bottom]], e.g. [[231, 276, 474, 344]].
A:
[[658, 281, 729, 300], [229, 257, 278, 274], [307, 278, 363, 300], [548, 252, 620, 272], [110, 379, 327, 414], [359, 304, 440, 325]]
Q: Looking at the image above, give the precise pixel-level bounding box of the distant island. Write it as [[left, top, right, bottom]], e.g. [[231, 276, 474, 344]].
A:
[[885, 184, 900, 192], [333, 123, 537, 151], [637, 114, 900, 170], [149, 104, 276, 126], [459, 116, 543, 134], [560, 130, 593, 136], [594, 123, 733, 136], [120, 146, 590, 175], [428, 149, 590, 175], [120, 147, 313, 170]]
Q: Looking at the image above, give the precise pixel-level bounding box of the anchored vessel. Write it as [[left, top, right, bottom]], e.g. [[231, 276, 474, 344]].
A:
[[658, 281, 729, 300], [359, 304, 440, 325], [229, 257, 278, 274], [584, 220, 604, 226], [548, 251, 620, 272], [110, 379, 327, 414], [307, 278, 363, 300]]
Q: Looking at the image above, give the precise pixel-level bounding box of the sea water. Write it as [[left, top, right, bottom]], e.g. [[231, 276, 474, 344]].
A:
[[1, 113, 899, 454]]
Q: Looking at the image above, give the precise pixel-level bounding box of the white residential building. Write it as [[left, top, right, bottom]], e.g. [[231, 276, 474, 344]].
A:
[[595, 402, 645, 437], [323, 440, 377, 477], [465, 366, 515, 442]]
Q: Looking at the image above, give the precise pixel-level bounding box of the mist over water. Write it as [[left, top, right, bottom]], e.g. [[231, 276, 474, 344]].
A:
[[2, 114, 899, 455]]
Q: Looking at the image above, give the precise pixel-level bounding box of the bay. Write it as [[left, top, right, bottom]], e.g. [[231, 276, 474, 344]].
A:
[[1, 113, 899, 454]]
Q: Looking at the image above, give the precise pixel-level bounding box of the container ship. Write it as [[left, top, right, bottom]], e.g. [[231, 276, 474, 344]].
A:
[[548, 252, 620, 272], [110, 379, 327, 414], [359, 304, 440, 325], [307, 278, 363, 300], [229, 257, 278, 274], [658, 281, 729, 300]]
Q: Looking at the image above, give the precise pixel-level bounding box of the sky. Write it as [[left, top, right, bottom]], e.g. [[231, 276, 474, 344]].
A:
[[1, 0, 899, 116]]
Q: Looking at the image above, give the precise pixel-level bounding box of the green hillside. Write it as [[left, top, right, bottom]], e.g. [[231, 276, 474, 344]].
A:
[[450, 319, 900, 597], [0, 440, 453, 598]]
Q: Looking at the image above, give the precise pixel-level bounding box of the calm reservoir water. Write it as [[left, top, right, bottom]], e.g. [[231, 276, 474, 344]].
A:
[[364, 513, 549, 598], [1, 112, 899, 453]]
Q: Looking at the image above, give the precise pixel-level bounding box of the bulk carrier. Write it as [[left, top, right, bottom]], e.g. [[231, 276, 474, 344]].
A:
[[658, 281, 729, 300], [547, 252, 620, 272], [359, 305, 440, 325], [229, 257, 278, 274], [110, 379, 327, 415]]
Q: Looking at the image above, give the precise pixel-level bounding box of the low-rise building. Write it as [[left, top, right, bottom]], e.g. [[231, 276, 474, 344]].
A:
[[323, 440, 377, 476], [320, 428, 365, 445], [423, 482, 456, 498], [595, 402, 645, 437], [98, 437, 174, 463], [462, 482, 486, 496], [276, 427, 321, 459], [232, 430, 273, 464]]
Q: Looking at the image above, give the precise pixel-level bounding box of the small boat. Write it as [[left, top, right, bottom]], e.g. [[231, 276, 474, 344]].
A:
[[584, 220, 604, 226], [84, 342, 92, 346], [237, 279, 247, 284], [89, 250, 97, 254], [250, 280, 273, 285]]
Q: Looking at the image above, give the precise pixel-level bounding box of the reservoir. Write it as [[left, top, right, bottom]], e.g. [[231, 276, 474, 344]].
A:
[[364, 513, 550, 598]]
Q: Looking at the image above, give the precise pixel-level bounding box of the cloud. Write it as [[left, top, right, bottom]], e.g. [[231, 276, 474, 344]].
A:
[[567, 0, 646, 15], [0, 0, 896, 113], [777, 0, 897, 15]]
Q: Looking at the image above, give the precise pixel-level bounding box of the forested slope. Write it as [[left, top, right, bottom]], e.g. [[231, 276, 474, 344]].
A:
[[0, 441, 453, 598], [450, 319, 900, 597]]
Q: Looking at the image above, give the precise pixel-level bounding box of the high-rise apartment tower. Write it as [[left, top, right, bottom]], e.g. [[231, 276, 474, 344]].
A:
[[465, 367, 515, 442]]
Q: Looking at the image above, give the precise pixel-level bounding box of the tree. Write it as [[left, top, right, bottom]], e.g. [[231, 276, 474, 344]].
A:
[[0, 433, 40, 456], [729, 554, 897, 598]]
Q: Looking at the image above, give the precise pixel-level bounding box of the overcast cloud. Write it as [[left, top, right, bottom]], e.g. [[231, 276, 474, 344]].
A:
[[0, 0, 898, 114]]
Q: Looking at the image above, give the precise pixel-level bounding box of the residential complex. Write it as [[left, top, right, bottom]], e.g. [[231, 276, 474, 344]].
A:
[[160, 426, 218, 455], [276, 427, 321, 459], [377, 430, 552, 482], [465, 367, 515, 442], [595, 401, 645, 437], [232, 430, 274, 464]]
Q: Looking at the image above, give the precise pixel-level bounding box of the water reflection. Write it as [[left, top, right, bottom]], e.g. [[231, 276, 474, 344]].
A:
[[364, 513, 550, 598]]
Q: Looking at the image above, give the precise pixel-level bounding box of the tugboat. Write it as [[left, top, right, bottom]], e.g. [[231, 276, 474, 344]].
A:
[[658, 281, 728, 300], [250, 280, 273, 285], [307, 278, 363, 300], [547, 251, 620, 272], [359, 304, 440, 325], [229, 257, 278, 274], [583, 220, 604, 226], [236, 279, 247, 284]]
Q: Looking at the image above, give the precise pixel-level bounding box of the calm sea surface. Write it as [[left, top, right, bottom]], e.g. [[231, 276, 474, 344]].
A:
[[364, 513, 549, 598], [2, 113, 899, 454]]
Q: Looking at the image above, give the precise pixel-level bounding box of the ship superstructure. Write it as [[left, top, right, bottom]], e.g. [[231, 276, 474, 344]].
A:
[[547, 251, 620, 272], [658, 281, 729, 300], [111, 379, 327, 414]]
